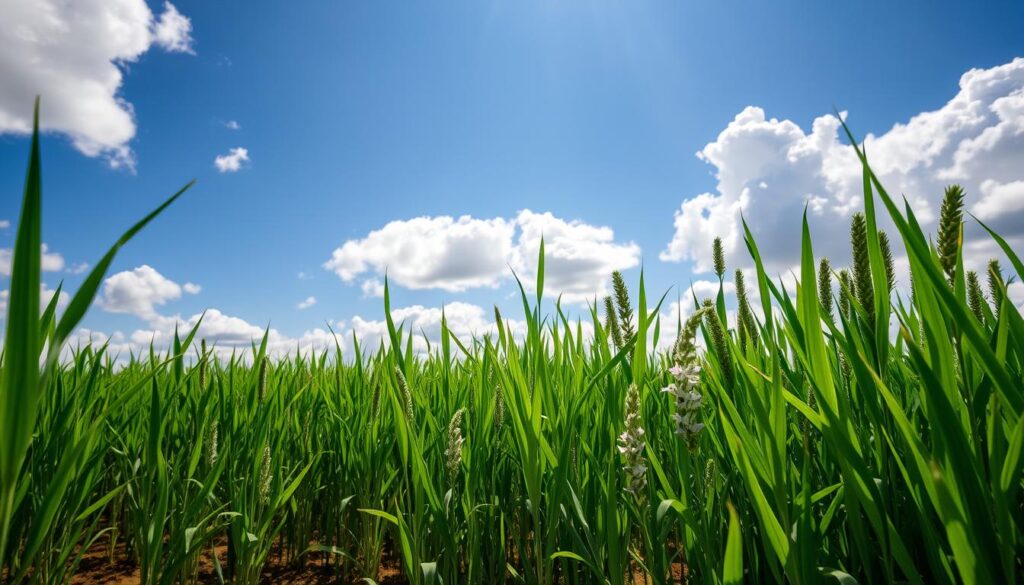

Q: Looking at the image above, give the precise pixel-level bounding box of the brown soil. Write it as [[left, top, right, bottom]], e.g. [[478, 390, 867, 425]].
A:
[[66, 535, 683, 584], [68, 536, 405, 585]]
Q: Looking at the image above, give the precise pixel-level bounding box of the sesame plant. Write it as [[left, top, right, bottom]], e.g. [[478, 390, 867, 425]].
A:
[[1, 103, 1022, 585]]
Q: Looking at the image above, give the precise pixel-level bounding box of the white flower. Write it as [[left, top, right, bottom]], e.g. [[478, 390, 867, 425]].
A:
[[618, 384, 647, 496]]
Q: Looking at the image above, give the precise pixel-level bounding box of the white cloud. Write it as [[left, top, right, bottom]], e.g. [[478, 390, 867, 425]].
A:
[[361, 278, 385, 298], [1008, 281, 1024, 311], [975, 179, 1024, 220], [297, 296, 317, 310], [214, 147, 249, 173], [508, 210, 641, 303], [67, 262, 90, 275], [183, 282, 202, 294], [65, 299, 530, 362], [325, 215, 515, 291], [348, 302, 526, 355], [687, 279, 734, 300], [661, 58, 1024, 274], [0, 283, 69, 316], [0, 0, 194, 168], [0, 220, 10, 229], [98, 265, 188, 319], [325, 210, 640, 303], [151, 2, 194, 54], [224, 120, 241, 130], [0, 244, 65, 276]]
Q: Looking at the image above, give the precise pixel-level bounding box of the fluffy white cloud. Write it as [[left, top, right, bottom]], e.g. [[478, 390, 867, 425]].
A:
[[67, 299, 532, 362], [297, 296, 317, 310], [214, 147, 250, 172], [975, 179, 1024, 220], [361, 278, 385, 298], [183, 282, 202, 294], [688, 279, 734, 300], [98, 265, 193, 319], [224, 120, 241, 130], [0, 220, 10, 229], [325, 210, 640, 303], [0, 0, 194, 168], [348, 301, 526, 355], [0, 244, 65, 276], [151, 2, 194, 54], [0, 283, 69, 316], [508, 210, 642, 303], [662, 58, 1024, 274], [325, 215, 515, 292]]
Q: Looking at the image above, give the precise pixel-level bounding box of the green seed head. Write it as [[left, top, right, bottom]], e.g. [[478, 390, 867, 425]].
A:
[[818, 258, 834, 321], [937, 184, 966, 283], [673, 306, 709, 367], [395, 367, 415, 426], [702, 299, 734, 388], [879, 230, 895, 292], [611, 271, 635, 343], [734, 269, 758, 350], [838, 269, 853, 321], [199, 339, 208, 389], [850, 213, 875, 323], [967, 270, 985, 322], [258, 444, 273, 504], [257, 357, 268, 404], [604, 295, 623, 350], [712, 237, 726, 279], [988, 259, 1005, 316]]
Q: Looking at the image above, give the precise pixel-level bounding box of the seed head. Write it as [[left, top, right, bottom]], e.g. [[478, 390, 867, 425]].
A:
[[702, 299, 733, 388], [967, 270, 985, 322], [838, 269, 853, 321], [493, 384, 505, 432], [395, 367, 415, 426], [445, 409, 465, 486], [666, 307, 708, 450], [199, 339, 208, 389], [604, 296, 623, 350], [712, 237, 726, 279], [257, 357, 268, 404], [988, 259, 1005, 318], [851, 213, 875, 323], [618, 384, 647, 496], [206, 420, 218, 467], [704, 458, 716, 490], [879, 231, 896, 291], [818, 258, 834, 321], [258, 444, 273, 504], [370, 383, 381, 424], [611, 271, 635, 344], [937, 185, 966, 283], [735, 269, 758, 350]]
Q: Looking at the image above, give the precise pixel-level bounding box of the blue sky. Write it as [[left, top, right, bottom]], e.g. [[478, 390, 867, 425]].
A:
[[1, 1, 1023, 355]]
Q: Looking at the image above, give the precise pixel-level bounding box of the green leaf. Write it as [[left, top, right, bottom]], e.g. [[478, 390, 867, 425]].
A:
[[723, 503, 744, 585]]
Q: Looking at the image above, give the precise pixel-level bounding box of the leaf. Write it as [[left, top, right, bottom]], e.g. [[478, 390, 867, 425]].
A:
[[723, 502, 744, 585]]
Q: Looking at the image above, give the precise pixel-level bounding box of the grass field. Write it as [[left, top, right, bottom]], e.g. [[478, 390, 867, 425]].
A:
[[1, 103, 1022, 584]]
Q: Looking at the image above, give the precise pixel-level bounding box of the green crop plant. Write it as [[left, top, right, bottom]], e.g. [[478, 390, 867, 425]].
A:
[[0, 103, 1022, 585]]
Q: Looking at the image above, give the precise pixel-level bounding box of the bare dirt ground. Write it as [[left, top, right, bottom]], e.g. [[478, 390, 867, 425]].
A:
[[65, 535, 683, 584]]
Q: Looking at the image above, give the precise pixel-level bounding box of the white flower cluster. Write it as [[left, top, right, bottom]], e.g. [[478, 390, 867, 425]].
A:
[[618, 384, 647, 495], [445, 408, 465, 486], [663, 363, 705, 447]]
